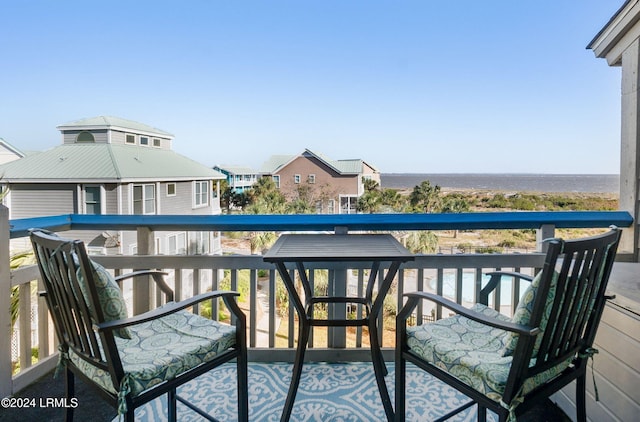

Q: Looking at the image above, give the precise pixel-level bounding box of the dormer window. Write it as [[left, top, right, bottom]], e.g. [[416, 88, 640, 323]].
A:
[[76, 131, 95, 143]]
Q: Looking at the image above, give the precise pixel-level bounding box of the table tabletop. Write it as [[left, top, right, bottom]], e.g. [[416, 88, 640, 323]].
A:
[[263, 233, 414, 262]]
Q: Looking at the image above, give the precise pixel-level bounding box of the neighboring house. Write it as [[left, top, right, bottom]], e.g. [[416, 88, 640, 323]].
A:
[[0, 138, 25, 165], [261, 149, 380, 214], [213, 165, 260, 193], [0, 116, 226, 255]]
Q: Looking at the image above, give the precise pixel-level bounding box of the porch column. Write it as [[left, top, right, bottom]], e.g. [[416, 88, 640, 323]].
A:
[[620, 38, 640, 260], [0, 206, 11, 398]]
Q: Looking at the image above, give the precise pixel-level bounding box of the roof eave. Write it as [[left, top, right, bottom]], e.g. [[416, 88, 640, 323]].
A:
[[587, 0, 640, 66], [1, 175, 225, 184], [57, 124, 174, 139]]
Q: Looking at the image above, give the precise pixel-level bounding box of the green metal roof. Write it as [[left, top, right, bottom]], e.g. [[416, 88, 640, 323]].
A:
[[260, 154, 294, 173], [57, 116, 174, 138], [214, 165, 259, 174], [0, 144, 224, 182], [333, 159, 365, 174]]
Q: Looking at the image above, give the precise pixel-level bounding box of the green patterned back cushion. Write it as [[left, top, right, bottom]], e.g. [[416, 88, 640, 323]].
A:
[[501, 270, 558, 357], [77, 260, 132, 339]]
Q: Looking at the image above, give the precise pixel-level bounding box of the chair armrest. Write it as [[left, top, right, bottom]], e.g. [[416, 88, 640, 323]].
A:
[[115, 270, 174, 302], [401, 291, 539, 337], [95, 290, 241, 332], [480, 271, 534, 305]]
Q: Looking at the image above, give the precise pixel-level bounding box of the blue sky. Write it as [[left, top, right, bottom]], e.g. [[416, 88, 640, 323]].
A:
[[1, 1, 624, 174]]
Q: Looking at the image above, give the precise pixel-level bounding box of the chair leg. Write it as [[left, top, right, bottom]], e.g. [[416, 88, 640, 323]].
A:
[[576, 374, 587, 422], [280, 321, 310, 422], [168, 388, 177, 422], [369, 318, 393, 421], [477, 404, 487, 422], [237, 348, 249, 422], [64, 368, 74, 422], [394, 354, 406, 422], [369, 317, 388, 376], [125, 408, 135, 422]]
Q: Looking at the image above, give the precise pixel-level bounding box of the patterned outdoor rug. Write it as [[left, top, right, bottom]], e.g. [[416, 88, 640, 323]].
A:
[[122, 362, 494, 421]]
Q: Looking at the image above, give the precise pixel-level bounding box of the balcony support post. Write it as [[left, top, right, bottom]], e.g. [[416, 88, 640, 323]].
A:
[[0, 205, 12, 398], [620, 39, 640, 260], [328, 269, 348, 348], [536, 224, 555, 253], [133, 226, 154, 314]]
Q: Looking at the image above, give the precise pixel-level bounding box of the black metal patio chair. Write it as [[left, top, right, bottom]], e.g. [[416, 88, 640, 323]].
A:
[[395, 227, 621, 422], [30, 229, 249, 422]]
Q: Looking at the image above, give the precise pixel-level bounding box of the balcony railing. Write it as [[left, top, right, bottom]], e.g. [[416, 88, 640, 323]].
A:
[[1, 209, 633, 400]]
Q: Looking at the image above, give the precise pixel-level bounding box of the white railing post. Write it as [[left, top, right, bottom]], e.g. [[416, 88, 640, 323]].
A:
[[536, 224, 556, 253], [0, 205, 12, 398], [133, 226, 153, 314]]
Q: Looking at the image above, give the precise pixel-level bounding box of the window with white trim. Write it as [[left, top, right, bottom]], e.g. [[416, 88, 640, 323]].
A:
[[189, 232, 210, 255], [140, 136, 149, 146], [308, 174, 316, 184], [153, 138, 161, 147], [328, 199, 335, 214], [340, 196, 358, 214], [294, 174, 301, 184], [133, 184, 155, 214], [194, 180, 209, 207], [168, 232, 187, 255], [167, 183, 176, 196], [125, 134, 136, 144], [84, 185, 102, 215], [273, 175, 280, 188]]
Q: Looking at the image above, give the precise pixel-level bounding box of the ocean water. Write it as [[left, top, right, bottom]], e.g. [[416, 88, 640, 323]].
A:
[[381, 173, 619, 193]]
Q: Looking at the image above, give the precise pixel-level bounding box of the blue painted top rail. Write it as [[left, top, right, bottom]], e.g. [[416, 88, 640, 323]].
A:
[[9, 211, 633, 238]]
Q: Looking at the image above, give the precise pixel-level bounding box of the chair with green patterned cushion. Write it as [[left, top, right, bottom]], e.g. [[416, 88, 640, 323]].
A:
[[30, 229, 249, 422], [395, 228, 621, 422]]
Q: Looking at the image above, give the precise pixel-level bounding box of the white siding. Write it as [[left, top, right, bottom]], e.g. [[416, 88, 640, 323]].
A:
[[10, 184, 76, 218], [105, 184, 118, 214], [160, 181, 215, 215], [110, 130, 171, 149]]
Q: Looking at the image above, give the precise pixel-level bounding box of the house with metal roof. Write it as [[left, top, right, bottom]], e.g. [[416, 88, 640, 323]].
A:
[[213, 165, 260, 193], [261, 149, 380, 214], [0, 116, 226, 255]]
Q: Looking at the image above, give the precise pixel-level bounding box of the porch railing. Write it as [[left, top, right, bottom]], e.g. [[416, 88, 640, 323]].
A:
[[2, 209, 633, 399]]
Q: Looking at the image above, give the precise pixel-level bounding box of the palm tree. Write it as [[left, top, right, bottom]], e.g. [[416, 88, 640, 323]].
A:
[[249, 232, 278, 255], [441, 195, 471, 238], [409, 180, 442, 213], [405, 231, 439, 254]]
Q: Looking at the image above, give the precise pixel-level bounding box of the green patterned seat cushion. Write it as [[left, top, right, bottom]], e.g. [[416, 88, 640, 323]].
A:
[[68, 308, 237, 399], [77, 260, 132, 339], [406, 303, 570, 403], [501, 271, 558, 357]]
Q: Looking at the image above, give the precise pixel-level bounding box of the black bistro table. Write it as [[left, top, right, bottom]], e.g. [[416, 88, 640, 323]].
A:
[[263, 233, 414, 422]]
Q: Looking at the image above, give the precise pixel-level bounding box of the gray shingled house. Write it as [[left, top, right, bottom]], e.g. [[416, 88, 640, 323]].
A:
[[0, 116, 225, 256]]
